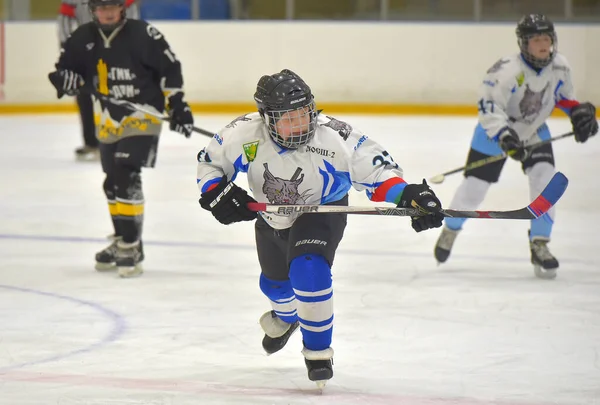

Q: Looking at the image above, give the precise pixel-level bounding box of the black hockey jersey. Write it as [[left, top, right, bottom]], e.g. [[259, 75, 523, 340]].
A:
[[56, 20, 185, 143]]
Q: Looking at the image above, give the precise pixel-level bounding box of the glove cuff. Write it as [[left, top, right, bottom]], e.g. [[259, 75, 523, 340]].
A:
[[167, 93, 187, 111]]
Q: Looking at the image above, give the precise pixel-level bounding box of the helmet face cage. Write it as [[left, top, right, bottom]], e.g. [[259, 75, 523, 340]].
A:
[[518, 31, 557, 69], [263, 99, 318, 149]]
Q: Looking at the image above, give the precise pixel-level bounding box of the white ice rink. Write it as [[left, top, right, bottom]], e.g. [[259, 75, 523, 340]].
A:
[[0, 114, 599, 405]]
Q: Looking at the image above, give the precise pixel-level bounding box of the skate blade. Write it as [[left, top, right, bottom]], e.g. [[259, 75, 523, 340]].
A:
[[95, 262, 117, 272], [75, 153, 100, 162], [118, 265, 143, 278], [534, 264, 557, 280], [315, 380, 328, 390]]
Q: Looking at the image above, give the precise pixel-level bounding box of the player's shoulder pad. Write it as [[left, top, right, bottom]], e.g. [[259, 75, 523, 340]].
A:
[[66, 22, 97, 46], [550, 53, 571, 74], [483, 54, 522, 87], [317, 113, 355, 142], [316, 113, 370, 152], [125, 19, 165, 41], [214, 112, 264, 146]]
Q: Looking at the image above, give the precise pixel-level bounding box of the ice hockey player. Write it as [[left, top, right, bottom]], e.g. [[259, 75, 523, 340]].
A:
[[57, 0, 140, 161], [196, 69, 445, 387], [49, 0, 194, 277], [434, 14, 598, 279]]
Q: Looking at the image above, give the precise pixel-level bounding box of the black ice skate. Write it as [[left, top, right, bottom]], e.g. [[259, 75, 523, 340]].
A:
[[115, 240, 144, 278], [259, 311, 299, 355], [302, 346, 334, 389], [95, 235, 122, 271], [74, 145, 100, 162], [530, 235, 558, 280], [434, 227, 460, 263]]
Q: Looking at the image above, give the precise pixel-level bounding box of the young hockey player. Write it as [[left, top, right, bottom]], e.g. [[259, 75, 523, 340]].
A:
[[196, 69, 445, 387], [434, 14, 598, 279], [49, 0, 194, 277], [57, 0, 139, 161]]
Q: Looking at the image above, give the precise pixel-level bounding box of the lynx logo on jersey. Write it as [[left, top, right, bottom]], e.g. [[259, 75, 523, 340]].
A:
[[226, 114, 251, 128], [487, 59, 510, 74], [262, 164, 309, 204], [197, 148, 212, 163], [322, 116, 352, 140], [519, 83, 550, 121], [243, 141, 259, 162]]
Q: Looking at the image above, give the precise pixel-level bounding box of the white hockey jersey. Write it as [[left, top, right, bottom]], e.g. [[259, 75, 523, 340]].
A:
[[478, 53, 576, 143], [196, 113, 406, 230], [58, 0, 140, 44]]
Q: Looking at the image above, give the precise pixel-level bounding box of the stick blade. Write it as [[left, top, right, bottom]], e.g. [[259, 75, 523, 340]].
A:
[[526, 171, 569, 218], [428, 174, 445, 184]]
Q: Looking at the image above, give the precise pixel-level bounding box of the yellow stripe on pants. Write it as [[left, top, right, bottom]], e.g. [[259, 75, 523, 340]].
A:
[[108, 201, 119, 216], [116, 201, 144, 217]]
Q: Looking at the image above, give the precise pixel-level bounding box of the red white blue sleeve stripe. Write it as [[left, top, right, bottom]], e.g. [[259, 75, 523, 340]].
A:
[[370, 177, 407, 204]]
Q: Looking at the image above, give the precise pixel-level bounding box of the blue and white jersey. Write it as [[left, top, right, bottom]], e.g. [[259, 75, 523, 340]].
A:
[[196, 112, 406, 229], [477, 52, 576, 144]]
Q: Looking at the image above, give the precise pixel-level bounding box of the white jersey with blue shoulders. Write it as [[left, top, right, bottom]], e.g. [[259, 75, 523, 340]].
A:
[[478, 52, 576, 144], [196, 112, 406, 230]]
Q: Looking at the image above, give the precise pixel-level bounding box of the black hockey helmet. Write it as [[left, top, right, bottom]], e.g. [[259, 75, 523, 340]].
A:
[[88, 0, 127, 31], [254, 69, 318, 149], [516, 14, 557, 69]]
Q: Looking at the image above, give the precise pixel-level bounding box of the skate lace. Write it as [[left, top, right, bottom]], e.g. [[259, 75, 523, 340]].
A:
[[531, 241, 555, 261], [100, 240, 120, 255], [116, 243, 142, 260], [437, 229, 458, 250]]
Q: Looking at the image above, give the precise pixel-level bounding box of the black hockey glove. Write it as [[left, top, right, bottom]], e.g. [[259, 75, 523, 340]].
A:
[[499, 128, 529, 162], [570, 102, 598, 143], [168, 96, 194, 138], [398, 180, 444, 233], [48, 70, 84, 99], [199, 177, 258, 225]]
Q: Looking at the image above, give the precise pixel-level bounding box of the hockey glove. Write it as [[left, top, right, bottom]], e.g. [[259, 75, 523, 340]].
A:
[[398, 180, 444, 233], [168, 95, 194, 138], [48, 70, 84, 99], [570, 102, 598, 143], [199, 177, 258, 225], [499, 128, 529, 162]]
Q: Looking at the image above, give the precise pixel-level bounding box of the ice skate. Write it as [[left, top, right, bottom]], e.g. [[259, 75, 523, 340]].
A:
[[302, 346, 334, 389], [95, 235, 121, 271], [434, 227, 460, 263], [259, 310, 299, 355], [115, 240, 144, 278], [530, 235, 558, 280], [74, 145, 99, 162]]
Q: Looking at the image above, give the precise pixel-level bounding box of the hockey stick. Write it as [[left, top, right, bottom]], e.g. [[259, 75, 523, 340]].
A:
[[428, 131, 574, 184], [87, 89, 215, 137], [247, 171, 568, 220]]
